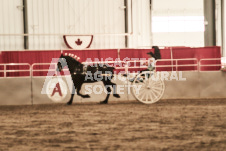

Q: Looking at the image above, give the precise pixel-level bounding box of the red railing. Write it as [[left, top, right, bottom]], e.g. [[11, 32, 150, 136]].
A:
[[0, 63, 31, 77]]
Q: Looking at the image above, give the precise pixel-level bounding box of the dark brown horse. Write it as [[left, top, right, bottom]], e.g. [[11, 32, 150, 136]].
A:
[[57, 54, 120, 105]]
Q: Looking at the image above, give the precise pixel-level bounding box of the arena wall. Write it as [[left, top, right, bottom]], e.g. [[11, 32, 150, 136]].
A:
[[1, 71, 226, 105], [162, 71, 200, 99], [32, 76, 130, 104], [199, 71, 226, 98], [32, 77, 70, 105], [0, 77, 31, 105]]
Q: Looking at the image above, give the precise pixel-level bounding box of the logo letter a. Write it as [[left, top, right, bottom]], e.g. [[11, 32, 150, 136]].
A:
[[51, 82, 63, 96]]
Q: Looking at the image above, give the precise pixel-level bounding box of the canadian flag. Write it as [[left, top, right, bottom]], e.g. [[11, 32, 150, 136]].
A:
[[63, 35, 93, 49]]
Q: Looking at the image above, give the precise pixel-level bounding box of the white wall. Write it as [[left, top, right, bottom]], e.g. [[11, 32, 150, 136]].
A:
[[27, 0, 126, 49], [222, 0, 226, 57], [0, 0, 207, 50], [151, 0, 204, 47], [0, 0, 153, 50], [215, 0, 222, 47], [128, 0, 152, 48], [0, 0, 24, 50]]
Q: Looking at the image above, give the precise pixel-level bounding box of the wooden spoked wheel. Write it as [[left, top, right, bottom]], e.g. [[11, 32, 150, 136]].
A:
[[132, 71, 165, 104]]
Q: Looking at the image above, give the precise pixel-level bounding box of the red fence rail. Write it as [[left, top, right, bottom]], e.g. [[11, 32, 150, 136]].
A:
[[0, 46, 223, 77]]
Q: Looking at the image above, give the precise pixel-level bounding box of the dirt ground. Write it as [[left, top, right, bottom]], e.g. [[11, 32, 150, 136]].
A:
[[0, 99, 226, 151]]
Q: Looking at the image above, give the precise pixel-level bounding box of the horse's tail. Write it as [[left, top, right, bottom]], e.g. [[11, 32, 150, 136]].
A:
[[152, 46, 161, 60]]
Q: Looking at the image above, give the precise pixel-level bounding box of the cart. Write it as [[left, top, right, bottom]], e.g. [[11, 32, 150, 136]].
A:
[[130, 71, 165, 104]]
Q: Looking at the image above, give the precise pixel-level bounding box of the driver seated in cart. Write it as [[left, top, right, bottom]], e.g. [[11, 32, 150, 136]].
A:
[[129, 46, 161, 82], [146, 46, 161, 71]]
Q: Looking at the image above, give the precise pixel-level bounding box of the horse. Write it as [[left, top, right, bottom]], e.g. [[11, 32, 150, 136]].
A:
[[56, 54, 120, 105]]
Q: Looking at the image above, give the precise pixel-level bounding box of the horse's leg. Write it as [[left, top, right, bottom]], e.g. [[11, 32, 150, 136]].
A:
[[67, 85, 75, 105], [100, 84, 111, 104], [77, 84, 90, 98], [109, 81, 120, 98]]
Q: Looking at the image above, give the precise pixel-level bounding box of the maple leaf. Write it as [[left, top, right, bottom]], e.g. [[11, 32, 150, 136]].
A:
[[75, 38, 82, 46]]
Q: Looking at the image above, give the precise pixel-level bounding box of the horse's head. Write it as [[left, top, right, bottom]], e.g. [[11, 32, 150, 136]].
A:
[[57, 54, 83, 74], [57, 54, 67, 72]]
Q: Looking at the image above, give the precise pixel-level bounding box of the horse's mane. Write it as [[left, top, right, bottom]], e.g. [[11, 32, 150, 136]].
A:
[[62, 55, 81, 65]]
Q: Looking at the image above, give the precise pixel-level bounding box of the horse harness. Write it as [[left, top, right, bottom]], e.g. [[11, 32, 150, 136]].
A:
[[73, 63, 113, 77]]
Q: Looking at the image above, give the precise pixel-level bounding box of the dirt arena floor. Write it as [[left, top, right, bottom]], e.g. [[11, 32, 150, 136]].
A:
[[0, 99, 226, 151]]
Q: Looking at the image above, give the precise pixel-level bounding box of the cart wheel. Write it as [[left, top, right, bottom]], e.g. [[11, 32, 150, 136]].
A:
[[132, 71, 165, 104]]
